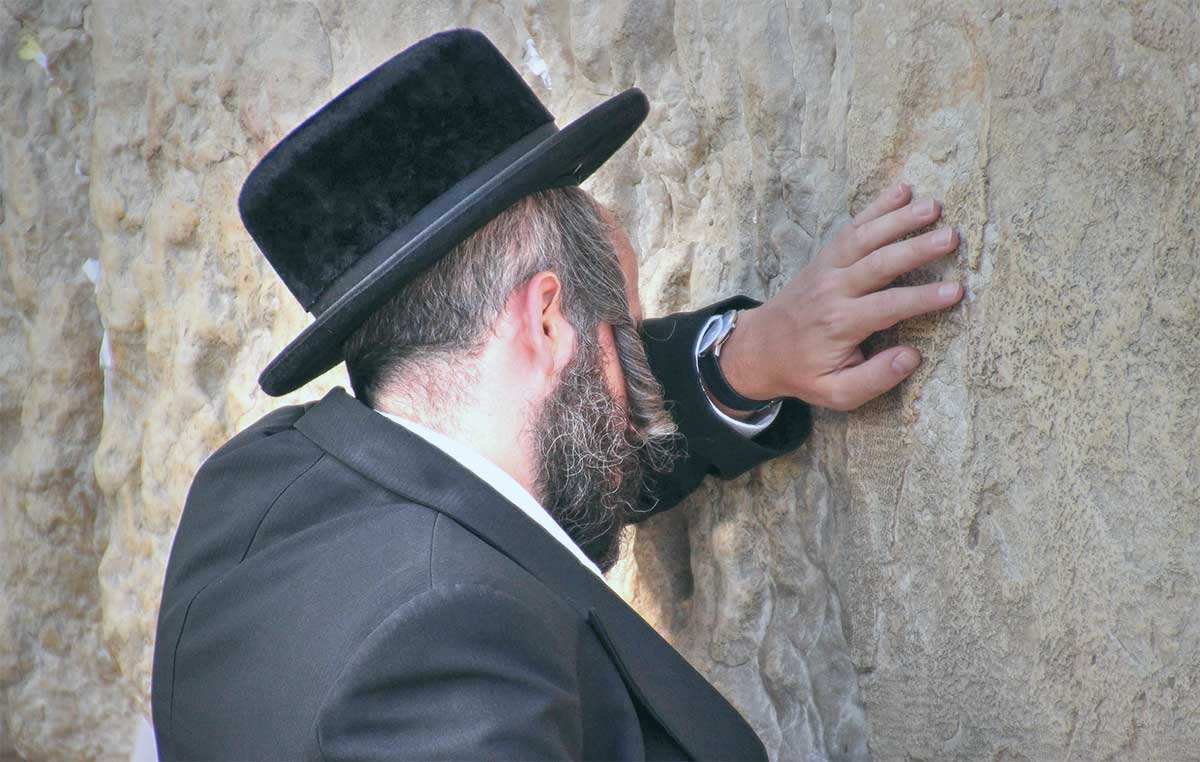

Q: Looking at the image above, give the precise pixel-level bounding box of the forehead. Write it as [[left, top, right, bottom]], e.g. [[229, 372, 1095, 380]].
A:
[[595, 203, 642, 321]]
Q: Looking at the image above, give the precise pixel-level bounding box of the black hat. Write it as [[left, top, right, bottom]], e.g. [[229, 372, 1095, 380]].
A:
[[238, 28, 649, 396]]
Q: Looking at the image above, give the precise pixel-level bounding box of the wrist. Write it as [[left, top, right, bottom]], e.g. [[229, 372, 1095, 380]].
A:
[[716, 306, 777, 401]]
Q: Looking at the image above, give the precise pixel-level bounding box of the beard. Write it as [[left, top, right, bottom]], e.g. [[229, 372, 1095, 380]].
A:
[[530, 334, 649, 575]]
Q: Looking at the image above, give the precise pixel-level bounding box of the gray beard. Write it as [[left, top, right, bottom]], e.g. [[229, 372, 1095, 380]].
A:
[[531, 335, 647, 574]]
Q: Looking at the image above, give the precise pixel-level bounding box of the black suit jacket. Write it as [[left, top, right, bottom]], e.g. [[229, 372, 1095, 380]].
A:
[[151, 296, 811, 760]]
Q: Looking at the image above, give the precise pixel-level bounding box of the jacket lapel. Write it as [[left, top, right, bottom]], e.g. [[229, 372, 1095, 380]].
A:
[[293, 387, 767, 762]]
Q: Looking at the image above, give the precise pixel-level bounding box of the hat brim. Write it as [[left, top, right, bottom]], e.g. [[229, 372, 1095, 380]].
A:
[[258, 87, 649, 397]]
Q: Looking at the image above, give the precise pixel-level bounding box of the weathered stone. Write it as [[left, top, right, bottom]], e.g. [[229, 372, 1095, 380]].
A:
[[0, 2, 140, 758], [831, 2, 1200, 758], [0, 1, 1196, 759]]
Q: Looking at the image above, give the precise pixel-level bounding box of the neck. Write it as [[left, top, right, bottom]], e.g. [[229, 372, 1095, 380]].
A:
[[375, 385, 542, 503]]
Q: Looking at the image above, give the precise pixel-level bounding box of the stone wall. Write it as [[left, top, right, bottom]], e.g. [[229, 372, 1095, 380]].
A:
[[1, 0, 1196, 759]]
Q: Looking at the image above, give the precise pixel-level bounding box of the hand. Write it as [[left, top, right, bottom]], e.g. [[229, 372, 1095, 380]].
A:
[[718, 183, 963, 412]]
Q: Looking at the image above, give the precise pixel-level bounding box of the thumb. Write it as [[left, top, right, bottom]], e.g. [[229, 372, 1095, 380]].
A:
[[823, 345, 921, 410]]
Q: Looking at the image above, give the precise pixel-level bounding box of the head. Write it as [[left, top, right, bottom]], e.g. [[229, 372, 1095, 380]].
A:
[[342, 186, 680, 571]]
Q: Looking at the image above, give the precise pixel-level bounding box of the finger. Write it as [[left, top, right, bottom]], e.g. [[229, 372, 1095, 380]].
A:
[[819, 184, 913, 267], [842, 226, 959, 295], [828, 196, 942, 267], [851, 182, 912, 228], [851, 280, 963, 335], [818, 346, 922, 411]]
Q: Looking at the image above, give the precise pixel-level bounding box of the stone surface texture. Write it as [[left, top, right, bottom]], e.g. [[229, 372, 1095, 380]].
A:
[[1, 0, 1196, 759]]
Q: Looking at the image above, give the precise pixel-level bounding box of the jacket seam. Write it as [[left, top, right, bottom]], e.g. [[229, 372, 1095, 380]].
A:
[[429, 512, 439, 589], [240, 452, 326, 563], [166, 587, 202, 746], [166, 448, 325, 745], [313, 586, 438, 759], [308, 512, 439, 758]]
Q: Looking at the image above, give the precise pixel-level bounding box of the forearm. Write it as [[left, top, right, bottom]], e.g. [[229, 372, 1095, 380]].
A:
[[628, 296, 812, 522]]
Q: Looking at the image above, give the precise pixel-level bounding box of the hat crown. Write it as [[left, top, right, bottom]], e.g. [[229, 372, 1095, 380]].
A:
[[242, 27, 650, 396], [238, 29, 554, 310]]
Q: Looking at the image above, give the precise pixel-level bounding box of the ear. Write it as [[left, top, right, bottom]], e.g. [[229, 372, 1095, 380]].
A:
[[509, 270, 576, 382]]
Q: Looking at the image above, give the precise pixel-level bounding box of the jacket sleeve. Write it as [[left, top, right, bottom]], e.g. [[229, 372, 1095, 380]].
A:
[[314, 582, 584, 760], [628, 295, 812, 522]]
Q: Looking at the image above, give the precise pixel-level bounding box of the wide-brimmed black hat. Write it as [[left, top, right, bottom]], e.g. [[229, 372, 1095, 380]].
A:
[[238, 28, 649, 396]]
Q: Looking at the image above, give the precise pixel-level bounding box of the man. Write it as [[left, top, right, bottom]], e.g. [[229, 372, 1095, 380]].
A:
[[150, 29, 962, 760]]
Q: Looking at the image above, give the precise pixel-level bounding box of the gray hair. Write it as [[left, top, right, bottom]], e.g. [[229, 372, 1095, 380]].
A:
[[342, 186, 678, 456]]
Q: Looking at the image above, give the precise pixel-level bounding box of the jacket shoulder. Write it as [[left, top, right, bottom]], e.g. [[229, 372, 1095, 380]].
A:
[[203, 401, 314, 467], [161, 403, 322, 594]]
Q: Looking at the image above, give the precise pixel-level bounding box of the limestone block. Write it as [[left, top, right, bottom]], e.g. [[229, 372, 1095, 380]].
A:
[[0, 2, 139, 758], [833, 2, 1200, 758]]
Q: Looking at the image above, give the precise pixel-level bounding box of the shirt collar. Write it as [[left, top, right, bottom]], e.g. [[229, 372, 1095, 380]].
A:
[[373, 409, 605, 581]]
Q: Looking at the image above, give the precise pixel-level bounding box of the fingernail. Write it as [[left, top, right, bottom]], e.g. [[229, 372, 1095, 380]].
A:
[[939, 282, 961, 300], [892, 351, 919, 373], [915, 199, 936, 217], [933, 227, 953, 247], [897, 182, 910, 197]]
